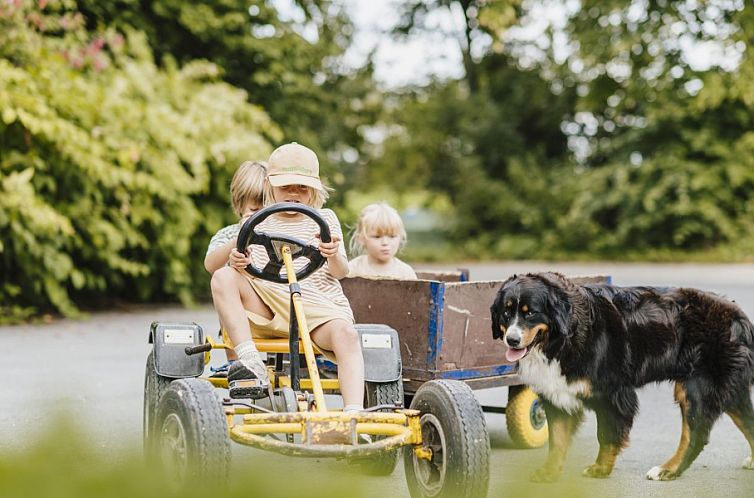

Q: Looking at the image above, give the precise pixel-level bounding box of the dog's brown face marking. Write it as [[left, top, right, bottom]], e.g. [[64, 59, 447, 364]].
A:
[[522, 304, 529, 313], [518, 323, 548, 348]]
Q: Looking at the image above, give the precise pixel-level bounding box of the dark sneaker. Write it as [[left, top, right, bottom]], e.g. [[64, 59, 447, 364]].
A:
[[228, 361, 269, 399]]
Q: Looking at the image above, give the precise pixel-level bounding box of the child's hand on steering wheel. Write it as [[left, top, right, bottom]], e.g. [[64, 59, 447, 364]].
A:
[[229, 246, 252, 270], [316, 234, 341, 259]]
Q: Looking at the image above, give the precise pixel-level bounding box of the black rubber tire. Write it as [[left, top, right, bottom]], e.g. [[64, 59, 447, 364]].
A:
[[153, 378, 231, 487], [143, 350, 172, 458], [404, 379, 489, 498], [274, 387, 299, 443], [359, 379, 404, 476], [506, 385, 548, 448], [274, 387, 299, 413]]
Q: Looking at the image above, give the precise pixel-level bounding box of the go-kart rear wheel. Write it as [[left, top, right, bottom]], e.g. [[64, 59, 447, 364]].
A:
[[274, 387, 298, 413], [143, 351, 172, 458], [358, 379, 404, 476], [404, 380, 489, 498], [273, 387, 299, 443], [154, 378, 230, 486], [506, 385, 548, 448]]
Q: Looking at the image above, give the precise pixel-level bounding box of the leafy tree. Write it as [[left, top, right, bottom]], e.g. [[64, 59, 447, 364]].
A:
[[370, 52, 576, 257], [394, 0, 521, 94], [74, 0, 383, 203], [395, 0, 522, 92], [552, 0, 754, 252], [0, 1, 278, 321]]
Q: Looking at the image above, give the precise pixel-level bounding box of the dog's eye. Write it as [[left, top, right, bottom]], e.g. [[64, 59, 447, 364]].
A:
[[525, 310, 534, 317]]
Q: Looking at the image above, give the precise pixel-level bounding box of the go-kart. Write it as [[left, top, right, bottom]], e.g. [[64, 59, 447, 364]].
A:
[[143, 203, 490, 498]]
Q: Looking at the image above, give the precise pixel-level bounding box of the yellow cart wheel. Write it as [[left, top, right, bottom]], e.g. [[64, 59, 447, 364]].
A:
[[506, 386, 548, 449]]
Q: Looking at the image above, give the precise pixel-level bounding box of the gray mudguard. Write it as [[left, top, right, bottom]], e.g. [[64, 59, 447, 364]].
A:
[[148, 321, 205, 378], [356, 324, 402, 382]]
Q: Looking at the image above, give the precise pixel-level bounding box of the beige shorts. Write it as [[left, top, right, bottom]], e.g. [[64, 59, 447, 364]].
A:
[[238, 272, 354, 361]]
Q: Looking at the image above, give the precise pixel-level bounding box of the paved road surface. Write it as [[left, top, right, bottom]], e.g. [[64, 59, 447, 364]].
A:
[[2, 262, 753, 497]]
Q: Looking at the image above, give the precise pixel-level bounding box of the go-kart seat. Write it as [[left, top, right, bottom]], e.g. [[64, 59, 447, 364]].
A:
[[253, 336, 323, 354]]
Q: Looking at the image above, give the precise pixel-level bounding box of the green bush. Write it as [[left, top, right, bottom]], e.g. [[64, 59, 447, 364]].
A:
[[0, 1, 280, 322]]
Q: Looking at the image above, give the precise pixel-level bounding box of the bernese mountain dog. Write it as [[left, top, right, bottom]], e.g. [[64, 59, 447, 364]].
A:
[[490, 272, 754, 482]]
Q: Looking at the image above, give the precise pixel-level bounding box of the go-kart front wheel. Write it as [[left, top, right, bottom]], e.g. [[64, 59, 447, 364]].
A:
[[357, 379, 405, 476], [404, 380, 489, 498], [143, 351, 172, 457], [153, 378, 230, 486]]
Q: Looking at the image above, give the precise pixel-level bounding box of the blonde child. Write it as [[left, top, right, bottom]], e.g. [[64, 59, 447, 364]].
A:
[[204, 160, 267, 274], [205, 160, 267, 361], [210, 143, 365, 411], [348, 202, 417, 280]]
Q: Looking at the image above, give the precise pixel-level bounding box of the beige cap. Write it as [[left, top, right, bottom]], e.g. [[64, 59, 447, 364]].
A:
[[267, 142, 322, 190]]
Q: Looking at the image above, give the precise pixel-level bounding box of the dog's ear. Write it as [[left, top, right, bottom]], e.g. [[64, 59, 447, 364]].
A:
[[490, 286, 505, 340], [545, 285, 571, 338]]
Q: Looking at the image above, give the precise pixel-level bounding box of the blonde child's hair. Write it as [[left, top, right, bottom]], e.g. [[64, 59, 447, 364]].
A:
[[263, 180, 331, 209], [349, 202, 408, 256], [230, 161, 267, 217]]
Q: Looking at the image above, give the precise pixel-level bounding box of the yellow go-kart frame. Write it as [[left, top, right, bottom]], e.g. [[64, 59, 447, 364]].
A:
[[197, 243, 426, 459]]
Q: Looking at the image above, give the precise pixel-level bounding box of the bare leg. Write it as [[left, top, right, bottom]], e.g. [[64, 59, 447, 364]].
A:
[[210, 267, 272, 347], [310, 319, 364, 408]]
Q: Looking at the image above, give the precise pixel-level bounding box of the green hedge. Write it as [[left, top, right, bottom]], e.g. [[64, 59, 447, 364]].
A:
[[0, 2, 280, 322]]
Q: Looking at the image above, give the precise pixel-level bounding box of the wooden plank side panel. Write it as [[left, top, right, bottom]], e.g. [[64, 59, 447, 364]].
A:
[[436, 281, 512, 371], [341, 277, 434, 373]]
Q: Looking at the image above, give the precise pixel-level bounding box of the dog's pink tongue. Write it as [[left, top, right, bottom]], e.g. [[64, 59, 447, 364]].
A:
[[505, 347, 528, 362]]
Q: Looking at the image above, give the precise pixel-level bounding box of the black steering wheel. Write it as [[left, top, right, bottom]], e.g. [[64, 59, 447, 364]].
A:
[[236, 202, 331, 284]]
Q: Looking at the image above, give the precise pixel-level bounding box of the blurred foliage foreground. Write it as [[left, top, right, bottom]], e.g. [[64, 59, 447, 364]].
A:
[[0, 422, 646, 498]]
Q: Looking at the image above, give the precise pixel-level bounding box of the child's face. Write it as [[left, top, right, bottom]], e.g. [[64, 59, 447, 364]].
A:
[[272, 184, 313, 206], [361, 230, 401, 264], [241, 201, 262, 219]]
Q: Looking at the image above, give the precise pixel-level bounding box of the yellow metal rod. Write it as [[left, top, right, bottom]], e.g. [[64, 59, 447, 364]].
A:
[[234, 421, 408, 437], [277, 376, 340, 391], [355, 423, 408, 437], [237, 423, 303, 434], [242, 411, 409, 425], [229, 426, 414, 457], [282, 246, 327, 412]]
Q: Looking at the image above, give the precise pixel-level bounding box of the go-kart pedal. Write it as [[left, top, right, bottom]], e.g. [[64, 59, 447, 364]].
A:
[[228, 361, 269, 399]]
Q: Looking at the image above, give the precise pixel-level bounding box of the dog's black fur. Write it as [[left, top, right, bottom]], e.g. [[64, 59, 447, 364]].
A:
[[490, 272, 754, 482]]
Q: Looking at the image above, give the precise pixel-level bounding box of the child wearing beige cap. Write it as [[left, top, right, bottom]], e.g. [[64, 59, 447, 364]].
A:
[[210, 143, 365, 412]]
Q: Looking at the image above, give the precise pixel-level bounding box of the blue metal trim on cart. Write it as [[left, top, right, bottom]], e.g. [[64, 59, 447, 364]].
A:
[[437, 363, 517, 380], [427, 281, 445, 367]]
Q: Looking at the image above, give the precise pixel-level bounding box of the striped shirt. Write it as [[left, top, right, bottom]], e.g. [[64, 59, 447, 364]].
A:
[[207, 209, 352, 319]]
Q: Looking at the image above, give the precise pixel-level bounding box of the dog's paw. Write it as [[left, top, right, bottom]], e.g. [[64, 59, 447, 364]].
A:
[[529, 467, 560, 483], [582, 464, 612, 479], [646, 466, 678, 481], [742, 456, 754, 470]]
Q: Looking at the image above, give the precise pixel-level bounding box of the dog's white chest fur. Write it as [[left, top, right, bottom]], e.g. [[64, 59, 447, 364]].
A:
[[517, 350, 589, 414]]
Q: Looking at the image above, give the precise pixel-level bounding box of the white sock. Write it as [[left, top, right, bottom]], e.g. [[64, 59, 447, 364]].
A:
[[234, 340, 267, 378], [343, 404, 364, 412]]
